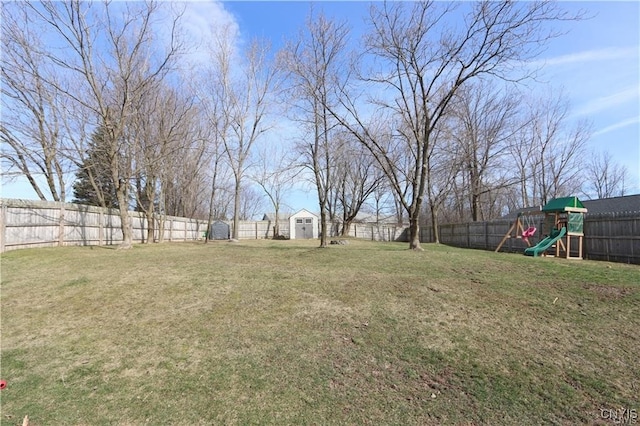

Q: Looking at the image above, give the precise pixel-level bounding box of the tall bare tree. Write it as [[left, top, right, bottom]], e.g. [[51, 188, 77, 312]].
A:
[[18, 1, 185, 249], [239, 185, 267, 221], [329, 1, 578, 250], [282, 11, 351, 247], [513, 91, 591, 206], [583, 150, 629, 199], [133, 84, 199, 243], [422, 120, 462, 243], [249, 143, 298, 238], [332, 133, 385, 236], [157, 119, 210, 221], [209, 26, 278, 239], [193, 65, 232, 242], [1, 2, 70, 201], [449, 81, 521, 221]]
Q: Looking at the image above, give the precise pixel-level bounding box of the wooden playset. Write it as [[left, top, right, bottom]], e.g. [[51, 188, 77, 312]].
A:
[[496, 196, 587, 259]]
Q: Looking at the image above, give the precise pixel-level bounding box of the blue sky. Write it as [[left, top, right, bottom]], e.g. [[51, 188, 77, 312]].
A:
[[226, 1, 640, 212], [2, 1, 639, 213], [229, 1, 640, 180]]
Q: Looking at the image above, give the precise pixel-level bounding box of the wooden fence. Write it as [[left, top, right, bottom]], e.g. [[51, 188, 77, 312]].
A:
[[0, 198, 410, 252], [329, 222, 408, 242], [234, 220, 290, 240], [2, 198, 637, 264], [423, 212, 639, 264], [0, 199, 209, 252]]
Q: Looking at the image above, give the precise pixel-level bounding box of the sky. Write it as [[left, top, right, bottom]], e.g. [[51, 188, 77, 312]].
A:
[[226, 1, 640, 196], [2, 1, 639, 214]]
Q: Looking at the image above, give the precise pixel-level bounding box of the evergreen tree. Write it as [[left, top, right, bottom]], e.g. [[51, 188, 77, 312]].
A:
[[72, 126, 119, 208]]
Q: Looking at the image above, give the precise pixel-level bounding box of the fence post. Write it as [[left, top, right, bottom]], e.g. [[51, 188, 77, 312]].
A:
[[0, 203, 6, 253], [484, 221, 489, 250], [58, 202, 66, 247], [99, 210, 104, 246]]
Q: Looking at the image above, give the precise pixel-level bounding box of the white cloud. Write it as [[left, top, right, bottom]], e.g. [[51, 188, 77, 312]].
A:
[[574, 86, 639, 117], [529, 46, 639, 68], [155, 1, 240, 68], [592, 116, 640, 137]]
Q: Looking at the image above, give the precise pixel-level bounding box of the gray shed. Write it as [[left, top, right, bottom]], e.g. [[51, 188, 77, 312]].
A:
[[208, 220, 230, 240]]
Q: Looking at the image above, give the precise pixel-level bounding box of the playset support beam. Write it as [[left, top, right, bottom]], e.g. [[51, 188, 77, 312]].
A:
[[495, 208, 543, 253]]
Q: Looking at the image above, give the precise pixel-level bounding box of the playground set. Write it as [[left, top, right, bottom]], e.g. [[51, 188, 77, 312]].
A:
[[496, 196, 587, 259]]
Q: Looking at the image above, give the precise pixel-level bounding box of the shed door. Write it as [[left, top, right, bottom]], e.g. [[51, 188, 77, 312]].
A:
[[295, 218, 313, 239]]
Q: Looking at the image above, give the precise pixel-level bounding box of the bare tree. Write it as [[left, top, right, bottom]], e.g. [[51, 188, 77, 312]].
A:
[[239, 185, 267, 221], [192, 64, 233, 242], [510, 110, 539, 208], [249, 143, 299, 237], [424, 121, 462, 243], [449, 81, 522, 221], [366, 163, 403, 226], [583, 150, 629, 199], [1, 2, 70, 201], [329, 1, 578, 250], [133, 84, 199, 243], [19, 1, 185, 249], [281, 11, 351, 247], [209, 25, 278, 239], [514, 91, 591, 205], [202, 124, 230, 241], [332, 132, 385, 236], [158, 121, 210, 221]]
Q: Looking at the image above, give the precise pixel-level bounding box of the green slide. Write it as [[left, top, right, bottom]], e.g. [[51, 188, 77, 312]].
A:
[[524, 227, 566, 257]]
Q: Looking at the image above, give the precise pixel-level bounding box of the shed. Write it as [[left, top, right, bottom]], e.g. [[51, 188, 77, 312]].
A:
[[208, 220, 230, 240], [289, 209, 319, 239]]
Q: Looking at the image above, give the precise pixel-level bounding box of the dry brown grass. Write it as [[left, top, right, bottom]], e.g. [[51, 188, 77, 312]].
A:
[[1, 239, 639, 425]]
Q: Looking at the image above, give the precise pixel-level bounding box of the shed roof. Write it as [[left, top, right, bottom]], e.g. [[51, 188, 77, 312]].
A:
[[542, 196, 586, 212], [263, 209, 320, 221], [290, 208, 319, 218]]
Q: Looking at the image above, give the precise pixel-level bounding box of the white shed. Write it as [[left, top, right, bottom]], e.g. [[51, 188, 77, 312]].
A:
[[289, 209, 319, 239]]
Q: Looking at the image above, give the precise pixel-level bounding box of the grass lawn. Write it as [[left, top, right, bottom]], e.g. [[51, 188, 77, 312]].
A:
[[1, 239, 639, 425]]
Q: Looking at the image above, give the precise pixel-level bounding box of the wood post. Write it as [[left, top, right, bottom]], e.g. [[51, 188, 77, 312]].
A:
[[99, 210, 104, 246], [58, 202, 66, 247], [0, 203, 7, 253]]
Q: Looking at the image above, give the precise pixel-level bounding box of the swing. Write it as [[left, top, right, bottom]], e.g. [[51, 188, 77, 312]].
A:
[[521, 214, 537, 242]]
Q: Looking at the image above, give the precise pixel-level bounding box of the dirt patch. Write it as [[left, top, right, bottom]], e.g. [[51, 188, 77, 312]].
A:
[[582, 284, 632, 299], [421, 366, 456, 393]]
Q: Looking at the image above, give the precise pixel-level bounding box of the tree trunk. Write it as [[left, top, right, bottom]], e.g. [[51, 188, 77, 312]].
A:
[[146, 204, 155, 243], [340, 220, 352, 237], [471, 191, 480, 222], [408, 214, 422, 250], [408, 221, 421, 250], [232, 175, 241, 240], [273, 207, 280, 238], [430, 204, 440, 244], [116, 189, 133, 249], [205, 177, 217, 244], [319, 207, 328, 247]]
